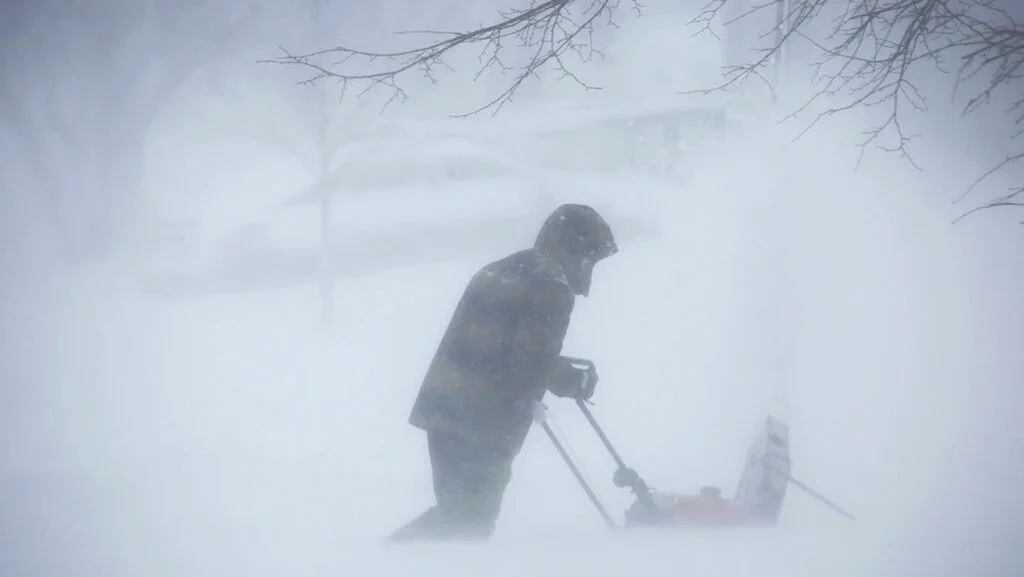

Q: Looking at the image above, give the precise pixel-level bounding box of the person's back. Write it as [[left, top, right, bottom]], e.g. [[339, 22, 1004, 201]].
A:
[[410, 246, 575, 458], [389, 203, 618, 542]]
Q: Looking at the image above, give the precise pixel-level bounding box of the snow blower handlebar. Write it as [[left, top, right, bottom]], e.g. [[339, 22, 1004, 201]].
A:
[[534, 403, 617, 529], [560, 358, 660, 510], [574, 398, 654, 500]]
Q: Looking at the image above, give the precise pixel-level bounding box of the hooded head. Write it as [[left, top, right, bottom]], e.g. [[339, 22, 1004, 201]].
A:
[[535, 203, 618, 297]]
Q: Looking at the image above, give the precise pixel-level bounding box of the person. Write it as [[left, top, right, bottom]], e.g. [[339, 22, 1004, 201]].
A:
[[387, 203, 619, 542]]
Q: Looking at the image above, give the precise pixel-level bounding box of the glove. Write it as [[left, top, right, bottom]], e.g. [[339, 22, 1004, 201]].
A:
[[545, 357, 598, 400], [613, 467, 643, 489]]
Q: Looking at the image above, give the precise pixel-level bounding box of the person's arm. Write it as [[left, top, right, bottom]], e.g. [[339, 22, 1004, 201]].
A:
[[438, 271, 511, 373], [504, 276, 575, 389]]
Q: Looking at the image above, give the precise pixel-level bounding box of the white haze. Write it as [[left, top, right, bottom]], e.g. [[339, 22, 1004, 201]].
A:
[[2, 3, 1023, 577]]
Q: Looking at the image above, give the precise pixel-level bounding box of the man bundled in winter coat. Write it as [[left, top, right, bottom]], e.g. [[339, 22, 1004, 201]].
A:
[[388, 203, 618, 542]]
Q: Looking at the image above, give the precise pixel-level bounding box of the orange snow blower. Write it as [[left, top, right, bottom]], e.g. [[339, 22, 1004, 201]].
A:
[[536, 358, 855, 529]]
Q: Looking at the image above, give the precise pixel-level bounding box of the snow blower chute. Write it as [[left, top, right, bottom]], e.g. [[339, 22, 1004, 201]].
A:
[[536, 358, 856, 529]]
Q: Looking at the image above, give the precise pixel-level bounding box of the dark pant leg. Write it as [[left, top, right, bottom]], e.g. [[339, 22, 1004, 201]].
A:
[[388, 429, 512, 542], [428, 429, 512, 539]]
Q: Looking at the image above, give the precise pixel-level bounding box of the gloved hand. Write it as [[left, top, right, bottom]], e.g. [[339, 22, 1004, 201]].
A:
[[545, 356, 598, 401], [613, 467, 643, 489]]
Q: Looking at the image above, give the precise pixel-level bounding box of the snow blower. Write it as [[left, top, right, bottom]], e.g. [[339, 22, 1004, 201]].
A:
[[536, 357, 856, 529]]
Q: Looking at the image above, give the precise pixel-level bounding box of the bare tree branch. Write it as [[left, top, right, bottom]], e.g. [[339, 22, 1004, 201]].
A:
[[952, 151, 1024, 222], [261, 0, 1023, 222], [261, 0, 644, 117], [687, 0, 1024, 222]]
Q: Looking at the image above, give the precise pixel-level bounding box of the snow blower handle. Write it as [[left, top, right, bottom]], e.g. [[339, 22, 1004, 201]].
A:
[[533, 402, 618, 529], [574, 396, 655, 503], [559, 359, 657, 509]]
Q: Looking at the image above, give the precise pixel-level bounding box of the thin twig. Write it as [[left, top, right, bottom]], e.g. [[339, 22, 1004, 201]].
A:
[[687, 0, 1023, 221], [261, 0, 645, 117]]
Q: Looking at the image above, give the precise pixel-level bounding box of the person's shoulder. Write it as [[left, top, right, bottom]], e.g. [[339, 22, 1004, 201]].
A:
[[461, 250, 570, 303], [483, 248, 568, 287]]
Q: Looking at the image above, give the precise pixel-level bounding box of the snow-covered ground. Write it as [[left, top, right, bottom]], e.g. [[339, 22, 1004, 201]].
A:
[[4, 104, 1023, 577]]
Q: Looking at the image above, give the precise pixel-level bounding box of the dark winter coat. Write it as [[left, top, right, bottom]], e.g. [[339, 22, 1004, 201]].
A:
[[408, 247, 575, 461]]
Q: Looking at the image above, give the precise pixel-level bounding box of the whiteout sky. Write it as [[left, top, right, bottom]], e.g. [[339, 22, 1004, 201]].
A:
[[2, 1, 1023, 576]]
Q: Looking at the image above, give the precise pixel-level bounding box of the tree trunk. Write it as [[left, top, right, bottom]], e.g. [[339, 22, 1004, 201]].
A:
[[0, 90, 72, 257], [308, 0, 336, 330], [315, 80, 334, 330], [770, 0, 789, 102], [1, 44, 194, 263], [318, 150, 334, 330]]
